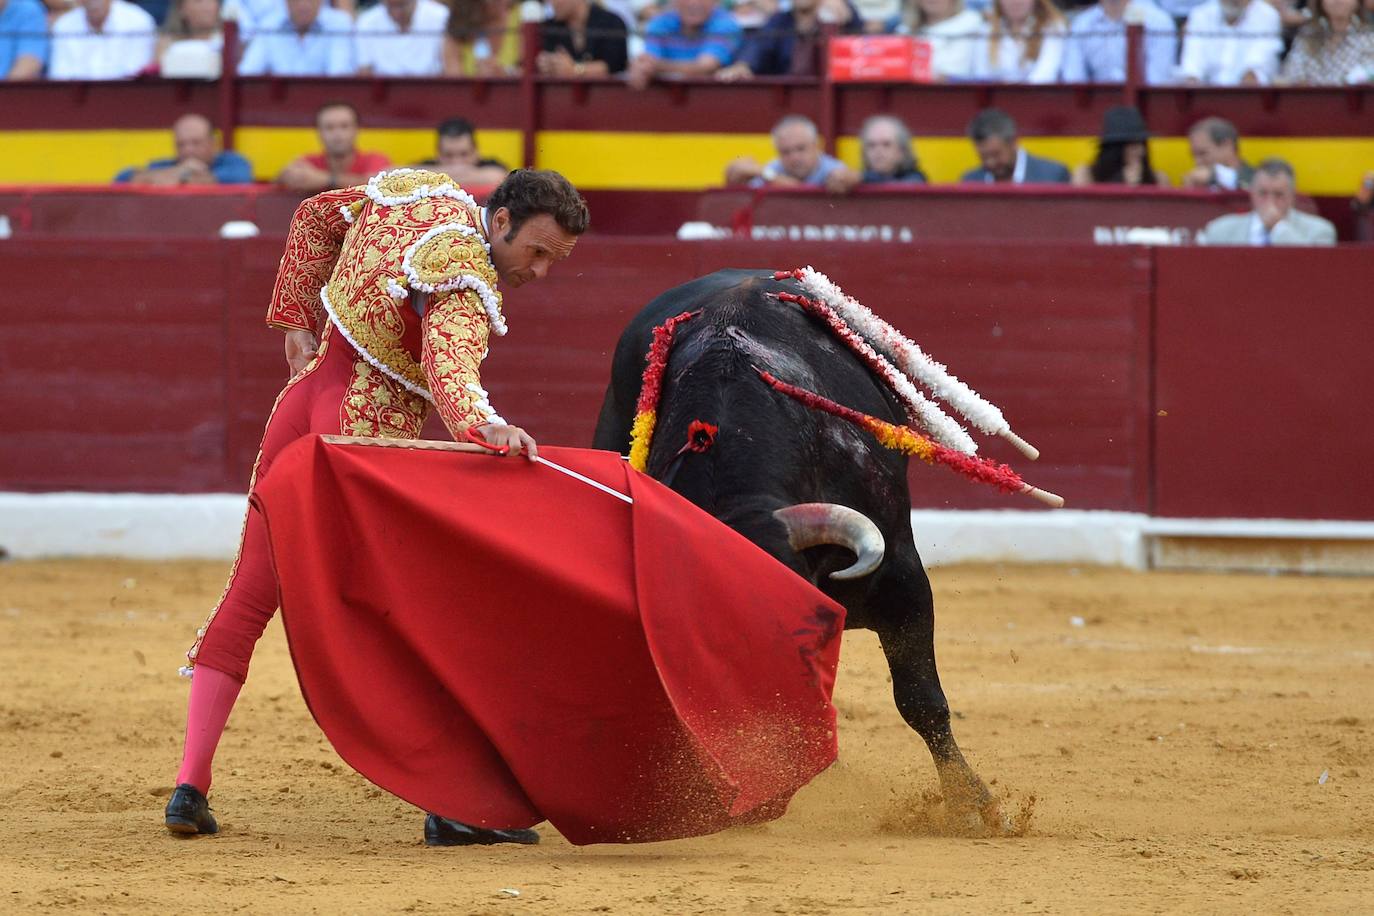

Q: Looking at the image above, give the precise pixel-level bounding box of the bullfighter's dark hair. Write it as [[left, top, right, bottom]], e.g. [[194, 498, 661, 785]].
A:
[[487, 170, 590, 240]]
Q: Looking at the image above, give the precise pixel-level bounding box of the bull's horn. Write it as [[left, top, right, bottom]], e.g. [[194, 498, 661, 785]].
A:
[[773, 503, 886, 581]]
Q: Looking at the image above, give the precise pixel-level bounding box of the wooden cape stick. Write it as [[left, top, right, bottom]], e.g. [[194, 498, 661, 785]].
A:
[[319, 435, 634, 504]]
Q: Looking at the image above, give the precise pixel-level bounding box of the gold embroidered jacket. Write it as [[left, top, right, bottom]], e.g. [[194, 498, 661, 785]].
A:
[[266, 169, 507, 436]]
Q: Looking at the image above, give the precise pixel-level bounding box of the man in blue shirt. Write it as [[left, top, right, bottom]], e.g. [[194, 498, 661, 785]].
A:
[[1060, 0, 1178, 86], [725, 114, 859, 193], [238, 0, 355, 77], [0, 0, 49, 80], [627, 0, 741, 88], [114, 114, 255, 185]]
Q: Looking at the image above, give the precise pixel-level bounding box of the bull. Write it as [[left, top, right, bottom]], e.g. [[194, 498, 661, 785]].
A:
[[593, 268, 1001, 830]]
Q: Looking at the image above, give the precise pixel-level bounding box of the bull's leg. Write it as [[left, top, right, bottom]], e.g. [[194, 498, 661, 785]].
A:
[[872, 564, 1002, 831]]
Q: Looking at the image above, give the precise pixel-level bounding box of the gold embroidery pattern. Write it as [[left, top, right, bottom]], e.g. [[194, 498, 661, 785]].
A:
[[266, 187, 365, 335], [370, 169, 458, 201], [325, 197, 498, 396], [339, 359, 430, 439], [422, 289, 493, 436]]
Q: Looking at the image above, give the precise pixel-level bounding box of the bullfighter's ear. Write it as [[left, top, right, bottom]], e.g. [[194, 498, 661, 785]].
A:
[[490, 206, 511, 238]]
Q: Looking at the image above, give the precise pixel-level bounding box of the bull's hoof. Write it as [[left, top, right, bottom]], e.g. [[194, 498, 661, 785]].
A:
[[938, 772, 1010, 836], [423, 814, 540, 847], [164, 783, 218, 836]]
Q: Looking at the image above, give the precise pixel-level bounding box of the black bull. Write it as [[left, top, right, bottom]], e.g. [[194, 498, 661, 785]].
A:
[[592, 269, 1000, 828]]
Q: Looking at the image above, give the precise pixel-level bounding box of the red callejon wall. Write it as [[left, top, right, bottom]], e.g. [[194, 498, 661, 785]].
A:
[[1, 238, 1369, 521], [1152, 247, 1374, 521]]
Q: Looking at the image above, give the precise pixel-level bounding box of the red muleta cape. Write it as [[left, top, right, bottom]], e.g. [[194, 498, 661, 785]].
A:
[[251, 436, 845, 845]]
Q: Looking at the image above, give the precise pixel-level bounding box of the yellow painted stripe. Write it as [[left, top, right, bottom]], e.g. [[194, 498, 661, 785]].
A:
[[0, 129, 1366, 195], [0, 130, 171, 184], [533, 131, 780, 190]]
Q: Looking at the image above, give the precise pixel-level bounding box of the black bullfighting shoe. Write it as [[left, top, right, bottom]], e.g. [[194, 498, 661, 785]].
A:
[[423, 813, 539, 847], [164, 783, 219, 835]]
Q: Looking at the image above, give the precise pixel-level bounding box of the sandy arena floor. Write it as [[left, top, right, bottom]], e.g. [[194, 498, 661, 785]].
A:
[[0, 559, 1371, 914]]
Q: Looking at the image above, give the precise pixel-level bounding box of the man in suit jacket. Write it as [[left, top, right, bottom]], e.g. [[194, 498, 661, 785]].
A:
[[1198, 158, 1337, 246], [961, 108, 1071, 185]]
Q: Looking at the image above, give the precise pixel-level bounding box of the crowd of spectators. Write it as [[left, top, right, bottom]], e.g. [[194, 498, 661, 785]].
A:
[[104, 97, 1355, 245], [1, 0, 1372, 84]]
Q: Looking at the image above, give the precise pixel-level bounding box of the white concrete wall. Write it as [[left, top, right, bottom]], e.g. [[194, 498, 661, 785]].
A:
[[2, 493, 1371, 571]]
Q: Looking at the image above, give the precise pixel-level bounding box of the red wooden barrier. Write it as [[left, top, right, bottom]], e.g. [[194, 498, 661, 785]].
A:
[[1152, 246, 1374, 521], [1, 185, 1354, 241], [1, 238, 1367, 521]]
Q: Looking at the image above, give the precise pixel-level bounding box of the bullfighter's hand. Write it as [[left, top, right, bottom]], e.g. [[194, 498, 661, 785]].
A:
[[477, 423, 539, 460], [284, 328, 319, 378]]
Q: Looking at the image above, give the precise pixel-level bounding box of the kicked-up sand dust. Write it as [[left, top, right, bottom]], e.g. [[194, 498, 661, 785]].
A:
[[0, 559, 1371, 914]]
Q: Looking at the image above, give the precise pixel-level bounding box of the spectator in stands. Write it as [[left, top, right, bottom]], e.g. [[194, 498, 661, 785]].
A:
[[970, 0, 1067, 83], [49, 0, 158, 79], [1177, 0, 1282, 85], [538, 0, 629, 76], [859, 114, 928, 183], [355, 0, 448, 76], [1060, 0, 1177, 84], [716, 0, 862, 79], [724, 114, 859, 192], [443, 0, 520, 76], [725, 0, 780, 29], [961, 108, 1070, 183], [114, 114, 254, 184], [856, 0, 903, 29], [1280, 0, 1374, 84], [627, 0, 742, 89], [238, 0, 355, 76], [1353, 169, 1374, 241], [156, 0, 223, 77], [1198, 158, 1337, 245], [416, 117, 510, 185], [234, 0, 309, 41], [1072, 105, 1168, 186], [277, 102, 392, 192], [889, 0, 985, 82], [1181, 116, 1254, 190], [0, 0, 48, 80]]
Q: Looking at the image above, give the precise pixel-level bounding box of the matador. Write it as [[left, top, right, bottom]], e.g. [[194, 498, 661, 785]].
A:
[[163, 167, 587, 844]]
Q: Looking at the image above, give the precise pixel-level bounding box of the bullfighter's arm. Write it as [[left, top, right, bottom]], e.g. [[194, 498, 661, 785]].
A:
[[266, 186, 366, 335], [421, 288, 502, 439]]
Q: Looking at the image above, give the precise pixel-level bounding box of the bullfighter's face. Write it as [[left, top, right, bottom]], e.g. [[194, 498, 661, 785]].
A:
[[487, 210, 578, 288]]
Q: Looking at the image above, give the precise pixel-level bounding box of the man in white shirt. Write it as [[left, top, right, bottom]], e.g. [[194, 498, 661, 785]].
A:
[[1061, 0, 1178, 85], [49, 0, 156, 79], [355, 0, 449, 76], [1177, 0, 1281, 85], [1198, 159, 1337, 246], [238, 0, 355, 76]]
